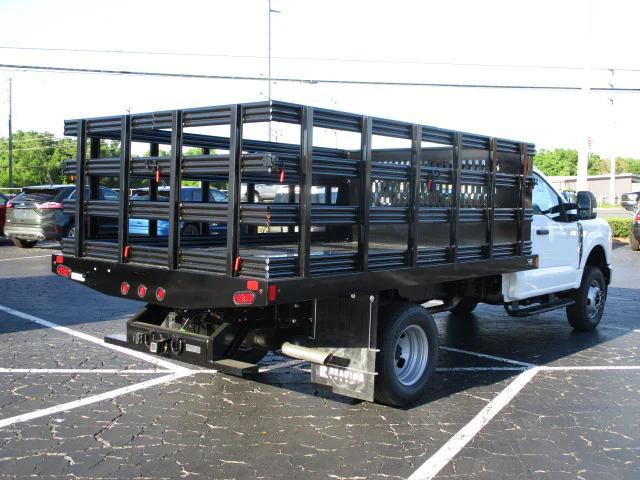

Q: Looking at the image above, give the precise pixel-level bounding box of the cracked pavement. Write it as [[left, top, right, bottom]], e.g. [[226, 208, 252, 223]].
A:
[[0, 237, 638, 479]]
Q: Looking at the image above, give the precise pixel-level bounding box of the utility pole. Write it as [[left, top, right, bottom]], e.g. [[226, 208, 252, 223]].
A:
[[608, 69, 616, 205], [576, 0, 592, 192], [267, 0, 280, 141], [8, 78, 13, 188]]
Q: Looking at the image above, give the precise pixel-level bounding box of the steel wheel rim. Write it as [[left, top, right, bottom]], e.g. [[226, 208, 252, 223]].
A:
[[394, 324, 429, 386], [586, 280, 604, 318]]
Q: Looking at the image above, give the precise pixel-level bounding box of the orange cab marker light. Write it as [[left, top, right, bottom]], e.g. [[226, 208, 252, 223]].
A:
[[56, 264, 72, 278], [279, 169, 285, 183], [233, 256, 242, 273], [123, 245, 131, 259], [246, 280, 259, 291], [268, 285, 278, 302], [155, 168, 161, 182], [233, 291, 256, 305]]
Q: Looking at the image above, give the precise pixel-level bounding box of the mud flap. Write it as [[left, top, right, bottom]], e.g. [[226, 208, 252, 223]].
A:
[[309, 294, 378, 402]]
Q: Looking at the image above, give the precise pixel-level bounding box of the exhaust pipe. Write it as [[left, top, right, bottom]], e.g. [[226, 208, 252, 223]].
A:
[[281, 342, 350, 368]]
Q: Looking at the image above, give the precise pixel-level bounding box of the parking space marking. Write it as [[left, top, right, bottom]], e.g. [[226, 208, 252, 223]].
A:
[[408, 367, 541, 480], [0, 254, 52, 263], [441, 346, 536, 368], [601, 324, 640, 333], [0, 370, 193, 429], [540, 365, 640, 371], [0, 368, 172, 374], [0, 304, 188, 372], [436, 367, 527, 372]]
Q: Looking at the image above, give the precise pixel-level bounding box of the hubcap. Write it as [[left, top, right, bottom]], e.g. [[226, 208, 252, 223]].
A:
[[586, 280, 604, 319], [394, 325, 429, 386]]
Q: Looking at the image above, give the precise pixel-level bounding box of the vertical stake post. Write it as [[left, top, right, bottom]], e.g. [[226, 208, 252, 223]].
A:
[[298, 106, 313, 277]]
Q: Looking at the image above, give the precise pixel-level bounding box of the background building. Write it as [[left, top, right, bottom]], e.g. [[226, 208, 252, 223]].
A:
[[547, 173, 640, 204]]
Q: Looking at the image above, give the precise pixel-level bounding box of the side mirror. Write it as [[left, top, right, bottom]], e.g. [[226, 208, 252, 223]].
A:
[[577, 191, 597, 220]]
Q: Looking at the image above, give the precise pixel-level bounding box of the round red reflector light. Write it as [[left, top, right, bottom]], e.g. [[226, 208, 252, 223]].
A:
[[155, 287, 166, 302], [55, 255, 64, 264], [137, 284, 147, 298], [233, 291, 256, 305], [120, 282, 130, 295], [56, 264, 71, 278]]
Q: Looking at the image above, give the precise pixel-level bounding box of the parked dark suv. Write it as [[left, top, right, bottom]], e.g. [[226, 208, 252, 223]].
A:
[[4, 185, 118, 248]]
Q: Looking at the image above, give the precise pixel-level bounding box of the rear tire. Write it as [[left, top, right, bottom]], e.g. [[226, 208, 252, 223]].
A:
[[630, 233, 640, 251], [375, 303, 438, 407], [13, 238, 37, 249], [449, 298, 479, 316], [566, 266, 607, 331]]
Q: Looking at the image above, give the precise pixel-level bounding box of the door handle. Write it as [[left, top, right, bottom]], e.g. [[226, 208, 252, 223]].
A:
[[536, 228, 550, 235]]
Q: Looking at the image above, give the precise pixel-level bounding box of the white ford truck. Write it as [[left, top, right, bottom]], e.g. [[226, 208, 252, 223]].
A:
[[55, 101, 612, 406]]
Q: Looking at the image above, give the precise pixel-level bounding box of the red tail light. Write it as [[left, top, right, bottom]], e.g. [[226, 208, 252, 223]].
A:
[[137, 284, 147, 298], [36, 202, 63, 210], [268, 285, 278, 302], [120, 282, 130, 295], [54, 255, 64, 264], [155, 287, 166, 301], [233, 291, 256, 305], [635, 213, 640, 222], [246, 280, 259, 291], [56, 264, 72, 278]]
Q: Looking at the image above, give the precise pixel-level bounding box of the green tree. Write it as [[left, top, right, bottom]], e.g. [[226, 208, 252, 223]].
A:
[[533, 148, 611, 176]]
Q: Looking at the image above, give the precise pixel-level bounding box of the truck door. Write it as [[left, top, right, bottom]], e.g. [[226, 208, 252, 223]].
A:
[[504, 173, 580, 300]]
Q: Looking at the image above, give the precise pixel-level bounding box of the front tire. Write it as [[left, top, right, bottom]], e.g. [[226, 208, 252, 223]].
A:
[[630, 233, 639, 251], [13, 238, 37, 248], [566, 266, 607, 331], [375, 303, 438, 407]]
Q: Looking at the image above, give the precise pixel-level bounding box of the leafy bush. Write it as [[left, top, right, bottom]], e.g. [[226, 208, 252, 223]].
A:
[[604, 218, 633, 238]]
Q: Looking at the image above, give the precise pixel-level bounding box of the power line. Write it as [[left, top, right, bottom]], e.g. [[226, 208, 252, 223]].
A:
[[1, 45, 640, 73], [2, 63, 640, 92]]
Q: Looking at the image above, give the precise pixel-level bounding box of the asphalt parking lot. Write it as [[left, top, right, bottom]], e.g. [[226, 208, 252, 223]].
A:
[[0, 238, 638, 479]]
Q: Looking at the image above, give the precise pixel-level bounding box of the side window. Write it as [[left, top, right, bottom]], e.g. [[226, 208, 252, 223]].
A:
[[0, 195, 6, 206], [532, 174, 561, 220]]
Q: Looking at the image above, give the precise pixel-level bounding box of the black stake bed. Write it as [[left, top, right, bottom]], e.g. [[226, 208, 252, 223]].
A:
[[55, 100, 535, 308]]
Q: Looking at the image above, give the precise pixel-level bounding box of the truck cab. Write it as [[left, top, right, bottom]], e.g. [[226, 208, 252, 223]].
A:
[[498, 168, 612, 330]]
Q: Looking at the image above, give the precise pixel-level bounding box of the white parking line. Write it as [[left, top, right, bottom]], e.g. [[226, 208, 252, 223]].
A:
[[0, 254, 52, 262], [600, 325, 640, 333], [0, 370, 193, 429], [408, 367, 540, 480], [0, 368, 171, 374], [540, 365, 640, 371], [441, 346, 536, 368], [436, 367, 527, 372], [0, 304, 188, 372]]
